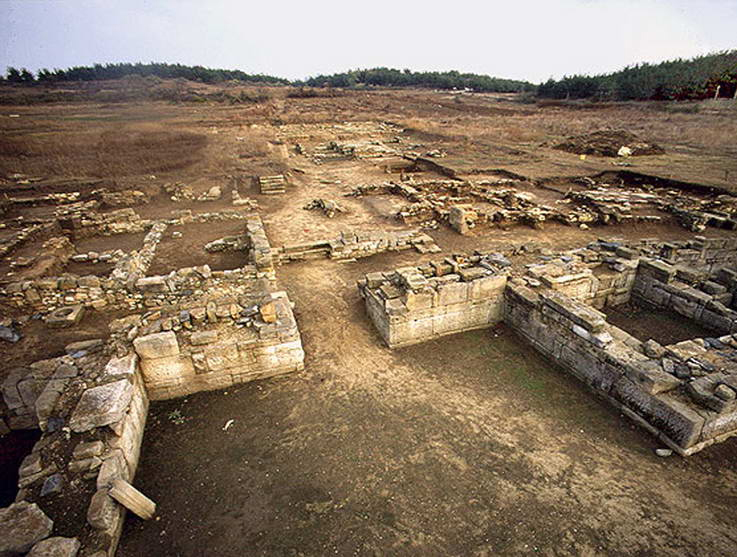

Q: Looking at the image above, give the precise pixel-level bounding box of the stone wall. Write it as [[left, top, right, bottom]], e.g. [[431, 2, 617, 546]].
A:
[[245, 216, 275, 278], [110, 222, 167, 288], [359, 254, 510, 347], [131, 291, 304, 400], [359, 239, 737, 454], [0, 221, 61, 259], [275, 229, 440, 264], [632, 252, 737, 336], [503, 282, 737, 455], [0, 342, 150, 557], [1, 216, 275, 316]]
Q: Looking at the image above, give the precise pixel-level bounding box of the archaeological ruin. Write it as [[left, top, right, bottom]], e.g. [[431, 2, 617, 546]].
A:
[[1, 95, 736, 556]]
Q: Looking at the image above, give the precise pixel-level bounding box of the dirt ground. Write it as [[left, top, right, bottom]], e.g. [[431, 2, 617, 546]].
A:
[[604, 304, 717, 346], [119, 257, 737, 556], [2, 83, 737, 556]]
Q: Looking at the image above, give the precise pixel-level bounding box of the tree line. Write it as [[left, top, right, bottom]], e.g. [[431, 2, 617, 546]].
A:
[[3, 62, 289, 85], [537, 50, 737, 101], [4, 52, 736, 100], [300, 68, 535, 92], [1, 62, 534, 93]]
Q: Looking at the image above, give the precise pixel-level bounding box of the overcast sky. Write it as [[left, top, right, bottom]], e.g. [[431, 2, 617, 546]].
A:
[[1, 0, 735, 83]]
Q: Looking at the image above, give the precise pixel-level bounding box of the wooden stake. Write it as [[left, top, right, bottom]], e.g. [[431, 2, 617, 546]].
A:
[[109, 479, 156, 520]]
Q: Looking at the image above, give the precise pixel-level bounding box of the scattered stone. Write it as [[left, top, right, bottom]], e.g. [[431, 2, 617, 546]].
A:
[[655, 448, 673, 457], [715, 383, 736, 401], [27, 536, 81, 557], [41, 474, 64, 497], [0, 324, 22, 343], [0, 502, 54, 555]]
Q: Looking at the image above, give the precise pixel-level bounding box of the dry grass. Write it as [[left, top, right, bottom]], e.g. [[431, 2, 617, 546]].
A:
[[0, 125, 207, 178]]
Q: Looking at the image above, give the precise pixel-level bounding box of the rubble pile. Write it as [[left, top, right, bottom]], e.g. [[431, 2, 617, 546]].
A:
[[231, 188, 258, 208], [278, 121, 404, 164], [100, 190, 149, 206], [303, 198, 346, 217], [348, 175, 737, 234], [163, 182, 197, 201]]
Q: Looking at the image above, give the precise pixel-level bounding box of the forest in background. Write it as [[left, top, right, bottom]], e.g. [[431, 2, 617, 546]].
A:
[[537, 50, 737, 100], [3, 51, 736, 100]]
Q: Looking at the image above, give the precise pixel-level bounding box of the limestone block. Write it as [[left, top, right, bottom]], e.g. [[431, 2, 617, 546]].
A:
[[35, 379, 68, 429], [27, 537, 81, 557], [97, 450, 129, 490], [611, 378, 704, 448], [2, 368, 27, 410], [437, 281, 468, 306], [73, 440, 105, 460], [108, 412, 144, 475], [385, 298, 407, 315], [204, 342, 240, 371], [638, 259, 675, 283], [140, 355, 193, 384], [545, 275, 594, 300], [0, 502, 54, 555], [404, 290, 433, 311], [469, 274, 507, 301], [541, 293, 606, 333], [391, 318, 433, 346], [623, 362, 681, 394], [699, 308, 734, 333], [87, 490, 121, 531], [103, 354, 138, 380], [701, 408, 737, 441], [431, 310, 471, 336], [671, 295, 701, 320], [135, 276, 169, 292], [45, 304, 85, 329], [69, 380, 133, 433], [133, 331, 179, 359], [18, 377, 45, 410], [193, 372, 234, 391], [190, 330, 218, 346]]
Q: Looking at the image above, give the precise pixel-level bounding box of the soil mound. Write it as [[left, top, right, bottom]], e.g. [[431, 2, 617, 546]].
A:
[[555, 130, 665, 157]]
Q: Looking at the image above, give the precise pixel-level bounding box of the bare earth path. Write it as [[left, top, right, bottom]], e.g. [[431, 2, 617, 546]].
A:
[[119, 255, 737, 557]]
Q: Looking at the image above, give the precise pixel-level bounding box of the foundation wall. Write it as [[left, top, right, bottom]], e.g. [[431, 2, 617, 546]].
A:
[[359, 241, 737, 455], [1, 347, 149, 557], [502, 284, 728, 455], [632, 258, 737, 336], [133, 293, 304, 400], [360, 262, 508, 348]]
